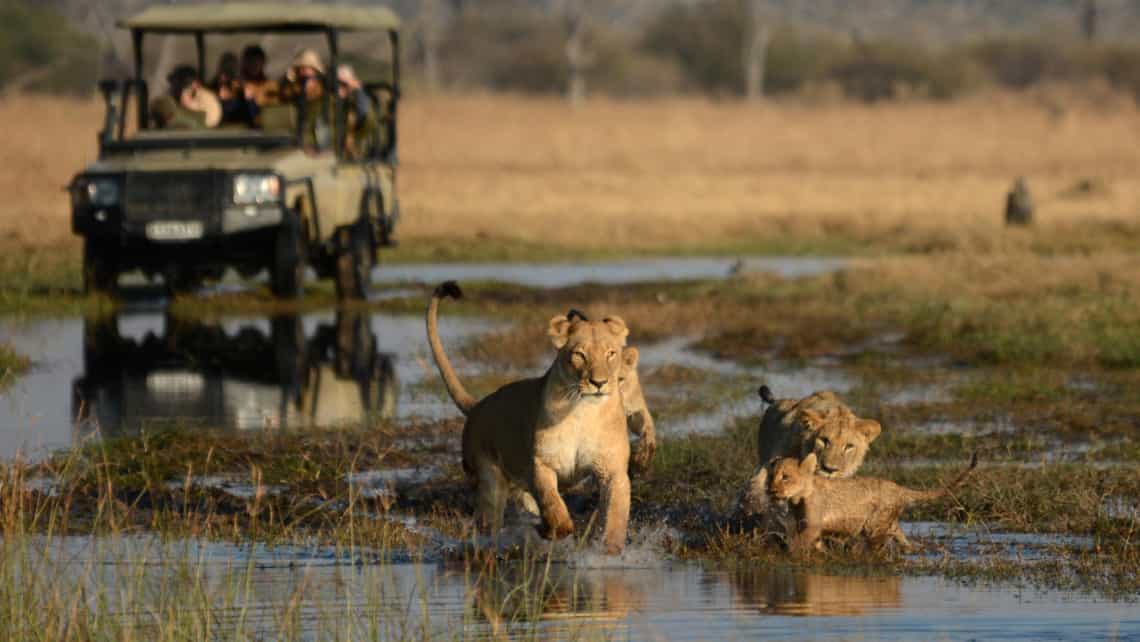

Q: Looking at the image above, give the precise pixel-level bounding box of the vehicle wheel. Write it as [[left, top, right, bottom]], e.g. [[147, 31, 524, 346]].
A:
[[272, 315, 306, 397], [271, 222, 305, 299], [83, 239, 118, 296], [165, 269, 201, 297], [334, 224, 372, 301]]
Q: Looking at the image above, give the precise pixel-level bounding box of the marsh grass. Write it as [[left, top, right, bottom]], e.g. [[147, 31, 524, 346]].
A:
[[0, 423, 642, 641], [0, 342, 30, 389]]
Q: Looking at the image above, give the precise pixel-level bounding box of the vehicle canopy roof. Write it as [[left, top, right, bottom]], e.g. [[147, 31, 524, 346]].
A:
[[119, 3, 401, 33]]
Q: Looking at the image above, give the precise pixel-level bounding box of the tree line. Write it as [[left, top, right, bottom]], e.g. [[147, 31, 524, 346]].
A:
[[7, 0, 1140, 103]]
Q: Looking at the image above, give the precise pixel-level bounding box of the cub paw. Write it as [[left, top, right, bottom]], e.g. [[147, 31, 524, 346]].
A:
[[630, 438, 656, 475]]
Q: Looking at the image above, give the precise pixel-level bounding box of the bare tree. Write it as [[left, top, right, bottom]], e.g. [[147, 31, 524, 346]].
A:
[[563, 1, 592, 106], [1081, 0, 1099, 41], [420, 0, 445, 92], [743, 0, 770, 100]]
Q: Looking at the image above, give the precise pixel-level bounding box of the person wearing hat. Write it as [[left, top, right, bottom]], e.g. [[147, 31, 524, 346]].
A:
[[280, 48, 326, 103], [151, 64, 222, 130], [279, 49, 334, 149], [337, 65, 378, 159]]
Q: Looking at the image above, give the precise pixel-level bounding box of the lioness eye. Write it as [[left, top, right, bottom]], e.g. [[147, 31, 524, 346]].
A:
[[844, 444, 854, 452], [571, 352, 585, 366], [607, 350, 617, 360]]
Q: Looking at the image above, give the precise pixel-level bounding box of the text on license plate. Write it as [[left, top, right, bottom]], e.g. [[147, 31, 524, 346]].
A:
[[146, 221, 204, 241]]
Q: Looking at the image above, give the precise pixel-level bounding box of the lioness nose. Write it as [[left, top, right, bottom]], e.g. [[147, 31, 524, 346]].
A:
[[589, 377, 608, 389]]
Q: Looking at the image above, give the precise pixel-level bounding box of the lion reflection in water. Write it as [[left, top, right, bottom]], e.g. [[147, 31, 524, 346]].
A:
[[729, 567, 903, 617], [467, 566, 644, 638]]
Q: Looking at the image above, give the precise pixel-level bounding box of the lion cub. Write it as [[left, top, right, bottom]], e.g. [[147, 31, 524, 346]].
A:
[[739, 386, 882, 516], [426, 282, 633, 554], [768, 452, 978, 553]]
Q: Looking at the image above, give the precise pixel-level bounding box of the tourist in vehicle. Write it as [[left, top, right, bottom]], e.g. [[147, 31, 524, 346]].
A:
[[212, 52, 259, 127], [337, 65, 378, 158], [281, 49, 332, 148], [239, 44, 279, 106], [151, 65, 221, 130], [280, 48, 326, 103]]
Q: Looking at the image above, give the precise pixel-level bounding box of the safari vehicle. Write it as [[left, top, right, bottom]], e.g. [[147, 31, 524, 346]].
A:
[[70, 4, 402, 299], [72, 312, 396, 437]]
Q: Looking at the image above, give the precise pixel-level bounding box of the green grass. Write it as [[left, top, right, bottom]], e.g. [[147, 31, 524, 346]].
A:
[[0, 343, 30, 389]]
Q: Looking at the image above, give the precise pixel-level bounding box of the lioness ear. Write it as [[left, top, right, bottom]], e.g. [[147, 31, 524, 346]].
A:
[[799, 453, 818, 475], [855, 418, 882, 442], [602, 316, 629, 343], [800, 409, 825, 431], [548, 315, 572, 349], [622, 346, 639, 369]]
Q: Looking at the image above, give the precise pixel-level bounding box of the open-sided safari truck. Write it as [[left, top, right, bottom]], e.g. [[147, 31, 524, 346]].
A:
[[70, 4, 402, 299]]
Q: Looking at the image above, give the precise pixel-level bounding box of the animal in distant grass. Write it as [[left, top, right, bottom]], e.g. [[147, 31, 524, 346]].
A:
[[426, 282, 633, 554], [566, 308, 656, 473], [767, 452, 978, 553], [1005, 176, 1034, 225], [738, 386, 882, 516]]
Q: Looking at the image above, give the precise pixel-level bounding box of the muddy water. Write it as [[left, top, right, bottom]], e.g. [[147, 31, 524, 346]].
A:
[[34, 535, 1139, 640]]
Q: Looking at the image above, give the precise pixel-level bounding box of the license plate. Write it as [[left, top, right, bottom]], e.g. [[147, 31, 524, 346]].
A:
[[146, 372, 204, 396], [146, 221, 203, 241]]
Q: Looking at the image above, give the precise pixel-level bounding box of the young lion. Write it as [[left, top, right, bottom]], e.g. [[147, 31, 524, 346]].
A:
[[768, 452, 978, 553], [426, 282, 632, 554], [739, 386, 883, 516]]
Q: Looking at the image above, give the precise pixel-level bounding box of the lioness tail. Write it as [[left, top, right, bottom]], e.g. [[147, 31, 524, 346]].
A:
[[758, 385, 776, 405], [426, 281, 477, 415]]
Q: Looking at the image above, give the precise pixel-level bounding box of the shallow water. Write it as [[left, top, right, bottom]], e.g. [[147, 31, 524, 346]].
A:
[[374, 256, 848, 288], [0, 311, 496, 460], [26, 534, 1139, 641]]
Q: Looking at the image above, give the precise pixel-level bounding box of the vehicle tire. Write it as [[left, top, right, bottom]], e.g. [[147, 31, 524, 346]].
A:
[[272, 315, 306, 397], [165, 269, 201, 297], [83, 239, 118, 296], [271, 221, 304, 299], [334, 223, 372, 301]]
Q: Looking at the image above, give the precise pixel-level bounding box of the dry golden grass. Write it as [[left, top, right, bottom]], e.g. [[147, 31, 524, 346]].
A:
[[2, 91, 1139, 252]]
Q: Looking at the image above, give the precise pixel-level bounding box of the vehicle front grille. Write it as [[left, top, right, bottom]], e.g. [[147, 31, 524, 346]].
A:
[[123, 171, 225, 223]]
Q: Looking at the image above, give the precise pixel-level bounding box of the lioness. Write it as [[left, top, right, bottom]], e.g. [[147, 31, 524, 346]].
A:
[[768, 452, 978, 553], [566, 309, 656, 473], [426, 282, 632, 554], [739, 386, 882, 516]]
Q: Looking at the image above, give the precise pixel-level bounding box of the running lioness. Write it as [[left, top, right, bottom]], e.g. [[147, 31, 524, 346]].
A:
[[426, 282, 632, 554]]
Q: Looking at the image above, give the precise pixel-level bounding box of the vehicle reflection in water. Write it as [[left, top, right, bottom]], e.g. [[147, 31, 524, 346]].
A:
[[728, 564, 902, 616], [72, 312, 396, 438]]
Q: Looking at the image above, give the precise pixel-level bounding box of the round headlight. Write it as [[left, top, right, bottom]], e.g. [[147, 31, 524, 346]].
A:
[[80, 178, 120, 207]]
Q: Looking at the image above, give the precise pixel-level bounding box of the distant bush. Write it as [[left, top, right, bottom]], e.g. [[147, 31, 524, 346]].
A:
[[642, 0, 982, 101], [0, 1, 99, 95], [438, 2, 684, 98], [830, 42, 983, 101]]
